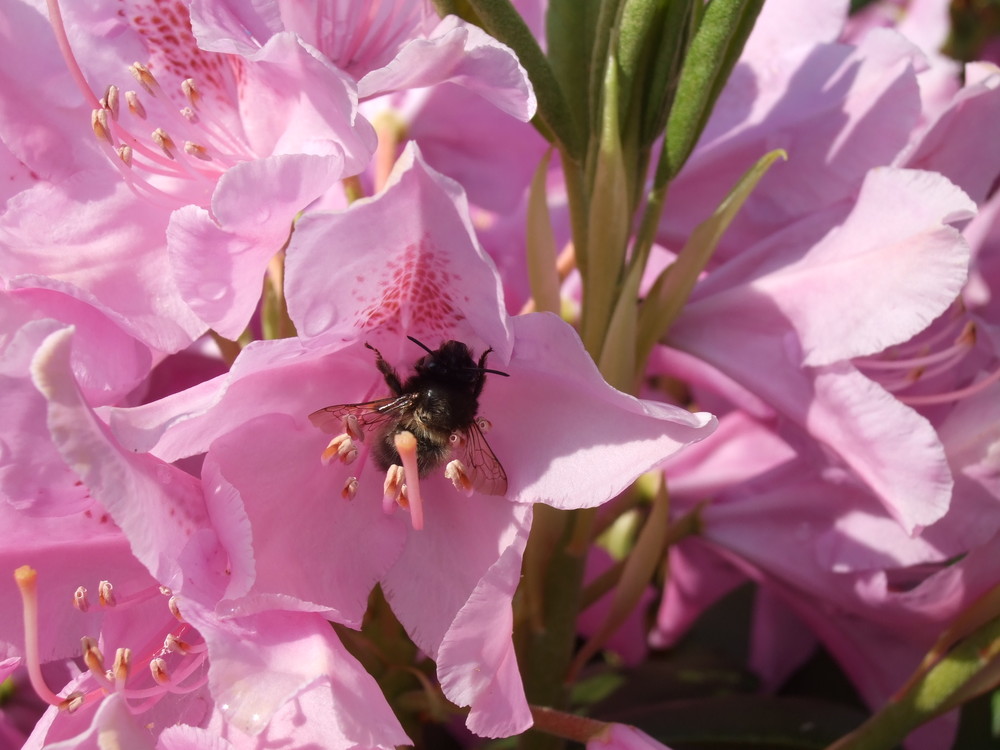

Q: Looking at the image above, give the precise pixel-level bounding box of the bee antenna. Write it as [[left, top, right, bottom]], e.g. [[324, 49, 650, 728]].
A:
[[407, 335, 434, 354], [479, 367, 510, 377]]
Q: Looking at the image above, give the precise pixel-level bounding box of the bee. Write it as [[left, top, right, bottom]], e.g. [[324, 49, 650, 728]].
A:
[[309, 337, 509, 497]]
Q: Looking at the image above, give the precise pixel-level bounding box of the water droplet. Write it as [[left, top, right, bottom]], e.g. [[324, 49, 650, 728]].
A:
[[198, 281, 228, 302]]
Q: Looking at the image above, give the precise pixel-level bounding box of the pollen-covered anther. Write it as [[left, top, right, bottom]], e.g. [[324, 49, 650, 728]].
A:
[[150, 657, 171, 685], [128, 62, 158, 94], [81, 636, 106, 676], [152, 128, 176, 159], [73, 586, 89, 612], [112, 647, 131, 686], [61, 693, 85, 713], [181, 77, 200, 107], [383, 464, 405, 502], [180, 106, 198, 123], [103, 85, 120, 120], [164, 633, 192, 654], [445, 459, 474, 496], [343, 414, 364, 442], [125, 90, 146, 119], [321, 434, 358, 466], [476, 417, 493, 433], [342, 476, 359, 500], [117, 145, 133, 166], [168, 595, 184, 622], [91, 108, 112, 144], [98, 580, 116, 607], [184, 141, 211, 160]]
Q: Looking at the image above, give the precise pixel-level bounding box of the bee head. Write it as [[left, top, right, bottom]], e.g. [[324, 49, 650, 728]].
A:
[[408, 337, 508, 381]]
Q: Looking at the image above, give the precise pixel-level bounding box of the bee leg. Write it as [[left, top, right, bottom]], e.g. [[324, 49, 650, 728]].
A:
[[365, 342, 404, 395]]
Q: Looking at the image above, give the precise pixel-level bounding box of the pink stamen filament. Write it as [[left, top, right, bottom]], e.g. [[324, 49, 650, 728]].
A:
[[900, 365, 1000, 406], [45, 0, 102, 110], [394, 431, 424, 530], [855, 332, 974, 371], [14, 566, 75, 708]]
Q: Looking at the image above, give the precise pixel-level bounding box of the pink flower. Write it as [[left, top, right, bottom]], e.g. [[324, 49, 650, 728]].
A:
[[0, 0, 377, 346], [100, 145, 716, 737]]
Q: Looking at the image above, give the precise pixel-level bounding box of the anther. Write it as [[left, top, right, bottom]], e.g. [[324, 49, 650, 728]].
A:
[[476, 417, 493, 433], [180, 107, 198, 122], [150, 658, 170, 685], [393, 431, 424, 530], [125, 90, 146, 119], [73, 586, 89, 612], [164, 633, 191, 653], [344, 414, 364, 442], [128, 62, 158, 94], [168, 595, 184, 622], [342, 476, 359, 500], [152, 128, 176, 159], [81, 636, 106, 676], [98, 580, 116, 607], [62, 694, 85, 712], [445, 459, 474, 496], [103, 85, 120, 120], [322, 434, 358, 465], [91, 109, 112, 144], [117, 145, 133, 166], [184, 142, 211, 160], [383, 464, 405, 503], [112, 648, 131, 687], [181, 78, 200, 106]]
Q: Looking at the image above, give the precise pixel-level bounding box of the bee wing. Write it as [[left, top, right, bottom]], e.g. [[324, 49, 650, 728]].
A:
[[454, 421, 508, 496], [309, 395, 414, 437]]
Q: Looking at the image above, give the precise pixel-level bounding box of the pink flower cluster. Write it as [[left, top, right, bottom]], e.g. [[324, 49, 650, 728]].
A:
[[1, 0, 998, 748]]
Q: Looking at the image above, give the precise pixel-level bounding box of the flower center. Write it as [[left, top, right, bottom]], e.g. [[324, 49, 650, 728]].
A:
[[14, 566, 208, 718], [47, 0, 250, 207]]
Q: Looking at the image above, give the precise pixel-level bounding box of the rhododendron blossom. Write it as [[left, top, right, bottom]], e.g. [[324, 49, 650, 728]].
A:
[[4, 0, 1000, 748]]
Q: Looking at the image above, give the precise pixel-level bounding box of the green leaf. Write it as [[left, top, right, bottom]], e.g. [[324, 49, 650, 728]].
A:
[[661, 0, 765, 181], [465, 0, 583, 157], [636, 148, 786, 365]]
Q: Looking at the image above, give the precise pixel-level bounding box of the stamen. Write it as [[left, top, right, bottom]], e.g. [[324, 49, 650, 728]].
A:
[[344, 414, 364, 442], [150, 658, 170, 685], [91, 109, 112, 144], [184, 142, 211, 161], [476, 417, 493, 432], [128, 62, 158, 95], [342, 476, 359, 500], [900, 366, 1000, 406], [73, 586, 89, 612], [112, 648, 131, 689], [445, 459, 474, 496], [164, 633, 192, 654], [125, 90, 147, 119], [152, 128, 177, 159], [394, 431, 424, 530], [81, 637, 115, 691], [104, 85, 120, 120], [181, 78, 200, 107], [117, 145, 133, 167], [14, 566, 80, 709], [382, 464, 405, 515], [98, 580, 116, 607], [168, 595, 184, 622], [321, 434, 358, 465]]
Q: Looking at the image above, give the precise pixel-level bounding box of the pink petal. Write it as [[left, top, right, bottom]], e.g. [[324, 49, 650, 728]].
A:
[[168, 153, 346, 339], [359, 15, 537, 121], [285, 143, 513, 353], [436, 529, 533, 738], [31, 328, 232, 601]]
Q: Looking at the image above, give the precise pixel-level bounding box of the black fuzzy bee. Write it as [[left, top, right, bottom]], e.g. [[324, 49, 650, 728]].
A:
[[309, 337, 508, 495]]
